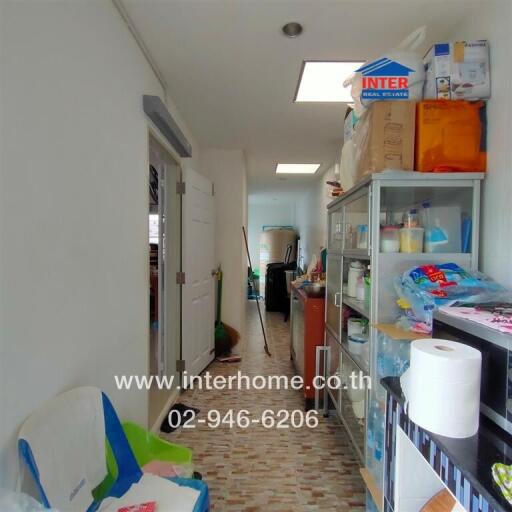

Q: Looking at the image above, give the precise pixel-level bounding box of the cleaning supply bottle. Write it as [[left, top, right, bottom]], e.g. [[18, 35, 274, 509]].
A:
[[422, 201, 448, 253]]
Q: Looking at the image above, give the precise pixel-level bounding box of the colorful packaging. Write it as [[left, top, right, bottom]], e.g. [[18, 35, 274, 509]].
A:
[[405, 263, 502, 304], [424, 41, 490, 100], [415, 100, 486, 172], [394, 263, 507, 333]]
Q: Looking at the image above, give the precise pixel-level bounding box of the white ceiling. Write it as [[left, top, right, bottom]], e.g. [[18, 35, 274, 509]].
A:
[[122, 0, 480, 199]]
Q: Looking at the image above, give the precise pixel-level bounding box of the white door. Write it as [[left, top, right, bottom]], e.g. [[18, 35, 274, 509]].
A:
[[182, 168, 215, 378]]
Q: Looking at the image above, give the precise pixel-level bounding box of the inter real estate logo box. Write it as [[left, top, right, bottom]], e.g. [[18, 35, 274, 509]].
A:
[[357, 58, 415, 100]]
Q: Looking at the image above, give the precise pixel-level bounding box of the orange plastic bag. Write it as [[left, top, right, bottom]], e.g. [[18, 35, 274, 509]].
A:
[[415, 100, 486, 172]]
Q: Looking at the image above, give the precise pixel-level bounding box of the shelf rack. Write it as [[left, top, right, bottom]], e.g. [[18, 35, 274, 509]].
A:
[[340, 331, 369, 375], [324, 171, 484, 511], [342, 295, 370, 319]]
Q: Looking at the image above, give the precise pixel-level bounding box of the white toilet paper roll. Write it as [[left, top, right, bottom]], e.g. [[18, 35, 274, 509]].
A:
[[400, 339, 481, 438]]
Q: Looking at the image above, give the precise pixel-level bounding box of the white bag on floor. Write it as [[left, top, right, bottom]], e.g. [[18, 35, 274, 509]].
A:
[[99, 474, 199, 512], [344, 27, 427, 116]]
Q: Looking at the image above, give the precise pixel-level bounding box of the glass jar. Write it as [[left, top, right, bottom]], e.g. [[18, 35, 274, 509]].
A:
[[402, 209, 419, 228]]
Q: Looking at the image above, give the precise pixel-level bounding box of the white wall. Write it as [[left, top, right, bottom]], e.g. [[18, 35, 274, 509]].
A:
[[0, 0, 199, 488], [452, 0, 512, 287], [199, 149, 247, 337], [248, 203, 296, 271], [295, 166, 336, 269]]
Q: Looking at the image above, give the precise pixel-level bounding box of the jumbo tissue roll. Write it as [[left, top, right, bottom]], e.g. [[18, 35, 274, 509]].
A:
[[400, 339, 481, 438]]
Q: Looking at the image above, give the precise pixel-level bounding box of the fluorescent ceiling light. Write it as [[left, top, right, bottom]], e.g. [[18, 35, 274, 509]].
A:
[[295, 61, 364, 102], [276, 163, 321, 174]]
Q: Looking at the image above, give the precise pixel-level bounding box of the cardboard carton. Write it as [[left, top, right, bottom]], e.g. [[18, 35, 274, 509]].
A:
[[353, 101, 416, 180], [424, 41, 490, 100]]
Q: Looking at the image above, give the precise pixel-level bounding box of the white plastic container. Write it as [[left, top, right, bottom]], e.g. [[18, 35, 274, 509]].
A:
[[347, 369, 366, 403], [347, 261, 364, 297], [348, 333, 368, 356], [347, 318, 364, 337], [380, 226, 400, 253], [352, 399, 366, 419], [399, 227, 424, 253], [356, 276, 366, 301]]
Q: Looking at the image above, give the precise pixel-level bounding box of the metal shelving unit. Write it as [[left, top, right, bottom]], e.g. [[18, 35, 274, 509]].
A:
[[340, 332, 369, 375], [342, 295, 370, 319], [343, 249, 371, 260], [324, 171, 484, 510]]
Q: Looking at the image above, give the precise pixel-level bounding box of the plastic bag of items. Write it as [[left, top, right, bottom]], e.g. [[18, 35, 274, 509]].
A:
[[343, 26, 426, 117], [394, 263, 509, 333], [339, 139, 357, 192], [0, 490, 58, 512]]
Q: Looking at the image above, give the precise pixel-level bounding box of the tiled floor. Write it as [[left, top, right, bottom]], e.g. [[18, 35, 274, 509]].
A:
[[162, 301, 366, 511]]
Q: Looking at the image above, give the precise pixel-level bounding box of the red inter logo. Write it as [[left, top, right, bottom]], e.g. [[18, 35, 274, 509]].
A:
[[361, 76, 409, 89]]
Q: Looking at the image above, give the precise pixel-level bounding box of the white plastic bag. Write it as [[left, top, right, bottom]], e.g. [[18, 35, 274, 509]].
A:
[[344, 27, 427, 116], [0, 490, 58, 512], [339, 139, 357, 192]]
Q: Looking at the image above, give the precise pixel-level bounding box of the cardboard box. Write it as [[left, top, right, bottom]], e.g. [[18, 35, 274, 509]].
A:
[[354, 101, 416, 180], [415, 100, 486, 172], [424, 41, 490, 100]]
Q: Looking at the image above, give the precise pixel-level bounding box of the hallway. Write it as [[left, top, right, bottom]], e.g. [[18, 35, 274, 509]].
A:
[[164, 301, 365, 511]]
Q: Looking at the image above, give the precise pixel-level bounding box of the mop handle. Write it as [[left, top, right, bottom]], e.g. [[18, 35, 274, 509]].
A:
[[242, 226, 271, 357]]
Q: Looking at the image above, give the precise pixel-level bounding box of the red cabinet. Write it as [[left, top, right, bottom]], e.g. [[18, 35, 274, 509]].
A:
[[290, 284, 326, 408]]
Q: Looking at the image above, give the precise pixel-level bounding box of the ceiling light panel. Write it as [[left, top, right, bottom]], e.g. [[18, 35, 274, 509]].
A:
[[295, 61, 364, 102], [276, 163, 321, 174]]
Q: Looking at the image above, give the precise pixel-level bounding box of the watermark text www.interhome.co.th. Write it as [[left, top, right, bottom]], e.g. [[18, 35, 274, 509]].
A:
[[114, 370, 370, 393]]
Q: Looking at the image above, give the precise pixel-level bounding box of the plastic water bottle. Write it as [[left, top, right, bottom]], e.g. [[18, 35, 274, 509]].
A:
[[373, 407, 383, 460], [377, 334, 392, 377], [375, 433, 383, 462], [367, 407, 375, 454]]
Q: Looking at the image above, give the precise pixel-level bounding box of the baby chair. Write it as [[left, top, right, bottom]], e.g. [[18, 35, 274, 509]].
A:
[[18, 387, 209, 511]]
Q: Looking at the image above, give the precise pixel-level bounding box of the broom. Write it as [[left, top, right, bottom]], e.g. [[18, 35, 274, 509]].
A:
[[214, 268, 239, 357]]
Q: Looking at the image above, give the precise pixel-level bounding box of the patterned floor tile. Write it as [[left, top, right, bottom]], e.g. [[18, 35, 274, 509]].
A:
[[161, 301, 365, 511]]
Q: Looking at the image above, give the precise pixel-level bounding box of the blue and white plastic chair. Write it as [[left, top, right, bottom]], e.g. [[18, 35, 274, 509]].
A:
[[18, 387, 209, 511]]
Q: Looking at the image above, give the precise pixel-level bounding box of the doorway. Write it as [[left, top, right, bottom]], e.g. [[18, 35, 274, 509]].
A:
[[148, 134, 181, 426]]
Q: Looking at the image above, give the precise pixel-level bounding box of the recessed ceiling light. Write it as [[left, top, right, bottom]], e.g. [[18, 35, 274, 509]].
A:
[[282, 22, 303, 38], [276, 163, 321, 174], [295, 61, 364, 102]]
